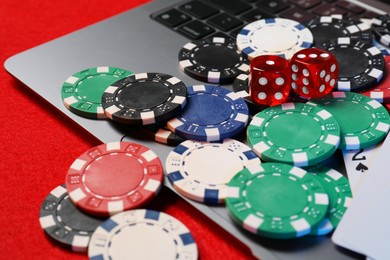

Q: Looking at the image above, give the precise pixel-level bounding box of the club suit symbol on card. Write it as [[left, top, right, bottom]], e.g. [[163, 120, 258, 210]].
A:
[[356, 163, 368, 172]]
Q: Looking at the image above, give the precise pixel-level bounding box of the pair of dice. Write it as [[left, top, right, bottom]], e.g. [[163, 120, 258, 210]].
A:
[[249, 48, 338, 106]]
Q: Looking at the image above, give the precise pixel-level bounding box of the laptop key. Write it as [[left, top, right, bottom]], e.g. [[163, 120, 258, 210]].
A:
[[209, 0, 252, 15], [336, 0, 365, 14], [312, 4, 348, 16], [208, 13, 243, 31], [256, 0, 290, 13], [362, 10, 380, 19], [155, 9, 191, 27], [178, 20, 215, 39], [241, 9, 276, 22], [179, 1, 219, 19], [210, 31, 232, 39], [280, 7, 316, 23], [289, 0, 321, 9]]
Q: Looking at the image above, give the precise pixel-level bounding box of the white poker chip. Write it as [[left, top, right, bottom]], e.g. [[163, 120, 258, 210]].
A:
[[165, 139, 260, 204], [88, 209, 198, 260], [236, 18, 313, 60]]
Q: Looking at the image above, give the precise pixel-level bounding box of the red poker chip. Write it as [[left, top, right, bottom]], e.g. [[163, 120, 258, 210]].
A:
[[360, 56, 390, 103], [384, 103, 390, 113], [65, 142, 163, 217]]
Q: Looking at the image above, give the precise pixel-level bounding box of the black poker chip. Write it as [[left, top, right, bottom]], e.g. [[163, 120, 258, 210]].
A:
[[372, 14, 390, 48], [304, 15, 373, 47], [321, 37, 385, 92], [142, 123, 186, 146], [39, 184, 104, 252], [102, 72, 187, 125], [179, 37, 249, 84]]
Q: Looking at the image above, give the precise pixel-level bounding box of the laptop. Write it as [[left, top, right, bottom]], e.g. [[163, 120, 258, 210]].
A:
[[5, 0, 390, 259]]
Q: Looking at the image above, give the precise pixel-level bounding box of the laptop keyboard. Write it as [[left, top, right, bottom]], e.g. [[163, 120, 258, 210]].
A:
[[151, 0, 380, 40]]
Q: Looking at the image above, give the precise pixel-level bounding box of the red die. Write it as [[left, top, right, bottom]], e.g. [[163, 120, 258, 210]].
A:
[[290, 48, 338, 98], [249, 55, 291, 106]]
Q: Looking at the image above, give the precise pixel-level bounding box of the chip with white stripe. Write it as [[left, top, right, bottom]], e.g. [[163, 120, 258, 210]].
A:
[[303, 15, 373, 47], [372, 14, 390, 48], [226, 162, 329, 239], [309, 91, 390, 150], [321, 37, 385, 91], [101, 72, 187, 125], [167, 85, 249, 142], [247, 102, 340, 166], [65, 142, 163, 217], [179, 37, 249, 84], [304, 164, 353, 236], [166, 139, 260, 205], [88, 209, 198, 260], [39, 184, 104, 252], [141, 123, 186, 146], [61, 66, 132, 119], [236, 18, 313, 60], [360, 55, 390, 103]]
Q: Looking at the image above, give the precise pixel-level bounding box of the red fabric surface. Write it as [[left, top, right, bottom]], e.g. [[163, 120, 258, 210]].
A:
[[0, 1, 254, 259]]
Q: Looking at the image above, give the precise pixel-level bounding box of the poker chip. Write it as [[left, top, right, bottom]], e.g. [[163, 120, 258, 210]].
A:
[[167, 85, 249, 142], [308, 92, 390, 150], [65, 142, 164, 217], [360, 56, 390, 103], [39, 184, 104, 252], [372, 14, 390, 47], [61, 66, 132, 119], [385, 103, 390, 113], [247, 102, 340, 167], [304, 165, 352, 236], [101, 73, 187, 125], [226, 162, 329, 239], [236, 18, 313, 60], [321, 37, 385, 92], [373, 39, 390, 56], [88, 209, 198, 260], [304, 15, 373, 47], [142, 123, 186, 146], [179, 37, 249, 84], [165, 139, 260, 205]]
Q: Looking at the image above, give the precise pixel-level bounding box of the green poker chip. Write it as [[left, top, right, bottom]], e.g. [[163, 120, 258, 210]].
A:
[[61, 66, 133, 119], [309, 92, 390, 150], [247, 102, 340, 167], [304, 164, 352, 236], [226, 162, 329, 239]]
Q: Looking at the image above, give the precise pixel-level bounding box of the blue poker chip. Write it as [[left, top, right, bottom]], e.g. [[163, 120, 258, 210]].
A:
[[167, 85, 249, 142]]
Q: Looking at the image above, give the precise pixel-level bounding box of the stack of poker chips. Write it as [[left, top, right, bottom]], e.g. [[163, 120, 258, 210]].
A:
[[39, 142, 198, 258], [48, 14, 390, 256]]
